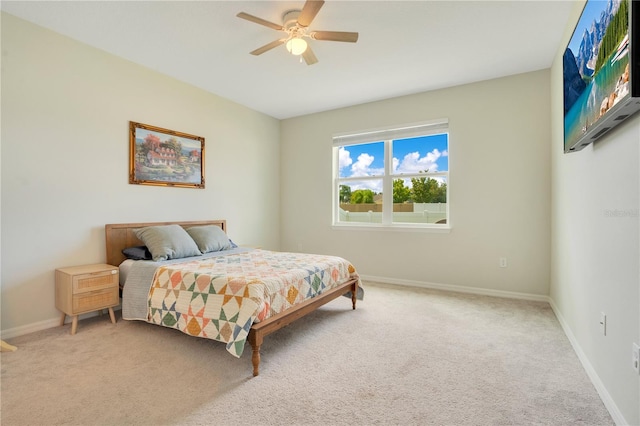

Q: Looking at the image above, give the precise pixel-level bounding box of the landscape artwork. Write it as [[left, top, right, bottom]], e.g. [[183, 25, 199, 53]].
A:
[[563, 0, 630, 151], [129, 121, 205, 188]]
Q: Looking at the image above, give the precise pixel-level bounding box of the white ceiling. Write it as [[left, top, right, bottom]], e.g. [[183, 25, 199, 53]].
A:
[[1, 0, 576, 119]]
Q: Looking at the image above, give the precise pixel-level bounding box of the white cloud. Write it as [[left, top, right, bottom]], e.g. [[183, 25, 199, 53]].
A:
[[394, 148, 443, 174], [338, 147, 383, 192], [351, 153, 378, 177], [338, 147, 353, 171], [353, 180, 383, 193]]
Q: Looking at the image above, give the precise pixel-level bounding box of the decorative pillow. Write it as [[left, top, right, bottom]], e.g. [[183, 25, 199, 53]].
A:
[[133, 225, 201, 261], [122, 245, 152, 261], [185, 225, 231, 253]]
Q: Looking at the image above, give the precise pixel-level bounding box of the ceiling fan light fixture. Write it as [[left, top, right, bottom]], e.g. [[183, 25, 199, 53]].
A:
[[286, 37, 308, 55], [238, 1, 358, 65]]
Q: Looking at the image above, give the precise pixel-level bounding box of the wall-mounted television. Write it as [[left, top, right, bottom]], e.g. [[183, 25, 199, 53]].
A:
[[563, 0, 640, 153]]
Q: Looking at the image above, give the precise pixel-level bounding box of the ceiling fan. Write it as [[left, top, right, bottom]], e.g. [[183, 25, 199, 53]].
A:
[[236, 0, 359, 65]]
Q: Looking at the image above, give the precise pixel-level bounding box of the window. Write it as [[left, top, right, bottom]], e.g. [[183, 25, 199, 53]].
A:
[[333, 120, 449, 229]]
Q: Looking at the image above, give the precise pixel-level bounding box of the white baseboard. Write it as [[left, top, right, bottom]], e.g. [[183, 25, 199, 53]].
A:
[[548, 299, 627, 426], [359, 274, 551, 302], [1, 317, 62, 340], [1, 306, 122, 340]]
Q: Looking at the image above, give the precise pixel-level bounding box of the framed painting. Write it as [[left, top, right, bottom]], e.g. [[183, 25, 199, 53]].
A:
[[129, 121, 205, 189]]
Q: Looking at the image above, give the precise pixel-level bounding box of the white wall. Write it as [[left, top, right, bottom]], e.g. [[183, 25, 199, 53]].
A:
[[549, 2, 640, 425], [0, 13, 281, 334], [281, 70, 551, 298]]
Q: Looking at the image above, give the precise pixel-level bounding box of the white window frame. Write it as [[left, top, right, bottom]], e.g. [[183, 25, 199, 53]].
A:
[[332, 119, 450, 232]]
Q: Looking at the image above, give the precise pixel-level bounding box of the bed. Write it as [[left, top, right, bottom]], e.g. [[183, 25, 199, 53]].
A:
[[105, 219, 361, 376]]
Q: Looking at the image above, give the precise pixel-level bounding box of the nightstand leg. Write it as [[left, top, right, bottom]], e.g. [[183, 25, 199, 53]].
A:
[[59, 313, 66, 327], [71, 316, 78, 335], [108, 307, 116, 324]]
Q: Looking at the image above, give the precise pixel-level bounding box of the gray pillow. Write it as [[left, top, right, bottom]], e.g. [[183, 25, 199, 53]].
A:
[[185, 225, 231, 253], [133, 225, 201, 261]]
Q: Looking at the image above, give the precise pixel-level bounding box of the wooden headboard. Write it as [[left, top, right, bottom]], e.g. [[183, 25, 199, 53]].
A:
[[105, 220, 226, 266]]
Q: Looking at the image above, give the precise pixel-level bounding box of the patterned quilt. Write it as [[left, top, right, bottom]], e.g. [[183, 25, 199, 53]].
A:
[[147, 249, 361, 357]]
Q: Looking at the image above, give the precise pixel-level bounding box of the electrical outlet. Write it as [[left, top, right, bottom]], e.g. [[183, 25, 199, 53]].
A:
[[633, 343, 640, 374], [499, 257, 507, 268], [599, 312, 606, 336]]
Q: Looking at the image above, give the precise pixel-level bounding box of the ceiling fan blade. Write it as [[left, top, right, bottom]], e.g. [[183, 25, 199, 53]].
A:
[[237, 12, 284, 31], [302, 46, 318, 65], [311, 31, 359, 43], [298, 0, 325, 27], [250, 39, 286, 56]]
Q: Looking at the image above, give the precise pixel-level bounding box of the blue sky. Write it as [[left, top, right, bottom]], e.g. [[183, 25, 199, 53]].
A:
[[339, 134, 448, 179], [568, 0, 614, 55]]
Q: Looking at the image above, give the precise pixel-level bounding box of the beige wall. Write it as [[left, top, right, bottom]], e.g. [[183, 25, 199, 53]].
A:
[[549, 2, 640, 425], [0, 13, 281, 334], [281, 70, 551, 297]]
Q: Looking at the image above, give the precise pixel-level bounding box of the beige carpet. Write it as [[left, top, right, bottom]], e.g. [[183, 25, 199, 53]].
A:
[[1, 282, 612, 426]]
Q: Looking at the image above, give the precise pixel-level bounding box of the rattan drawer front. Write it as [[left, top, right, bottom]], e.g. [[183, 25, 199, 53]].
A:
[[73, 270, 117, 293], [72, 288, 119, 313]]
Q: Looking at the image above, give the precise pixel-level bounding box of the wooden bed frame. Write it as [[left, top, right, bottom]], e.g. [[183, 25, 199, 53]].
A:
[[104, 220, 359, 376]]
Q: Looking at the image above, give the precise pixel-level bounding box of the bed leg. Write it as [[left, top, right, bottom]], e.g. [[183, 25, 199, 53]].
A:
[[251, 343, 261, 377], [351, 282, 358, 310]]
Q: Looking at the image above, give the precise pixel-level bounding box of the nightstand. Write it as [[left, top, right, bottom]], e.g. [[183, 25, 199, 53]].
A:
[[55, 263, 119, 335]]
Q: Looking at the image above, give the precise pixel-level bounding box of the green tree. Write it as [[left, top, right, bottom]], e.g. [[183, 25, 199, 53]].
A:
[[351, 189, 374, 204], [433, 182, 447, 203], [411, 176, 446, 203], [595, 0, 629, 74], [393, 179, 411, 203], [411, 176, 436, 202], [339, 185, 352, 203]]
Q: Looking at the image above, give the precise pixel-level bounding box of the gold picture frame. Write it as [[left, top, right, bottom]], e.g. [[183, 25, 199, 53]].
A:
[[129, 121, 205, 189]]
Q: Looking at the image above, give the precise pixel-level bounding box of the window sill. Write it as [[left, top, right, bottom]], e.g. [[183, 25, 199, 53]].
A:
[[332, 223, 451, 233]]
